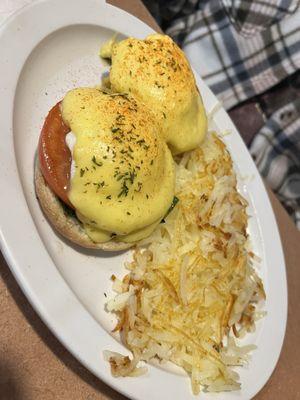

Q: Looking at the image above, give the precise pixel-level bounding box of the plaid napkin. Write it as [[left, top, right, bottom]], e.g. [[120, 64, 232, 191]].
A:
[[149, 0, 300, 228], [166, 0, 300, 109], [221, 0, 299, 37], [250, 97, 300, 228]]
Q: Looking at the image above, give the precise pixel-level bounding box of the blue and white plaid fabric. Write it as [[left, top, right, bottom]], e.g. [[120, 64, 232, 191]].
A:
[[250, 98, 300, 228], [166, 0, 300, 109], [145, 0, 300, 228]]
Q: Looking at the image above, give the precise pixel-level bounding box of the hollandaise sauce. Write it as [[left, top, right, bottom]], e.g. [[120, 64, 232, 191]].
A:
[[61, 88, 175, 243], [106, 34, 207, 154]]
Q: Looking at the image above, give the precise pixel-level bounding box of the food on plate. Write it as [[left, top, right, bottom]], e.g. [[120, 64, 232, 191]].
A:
[[34, 30, 265, 395], [35, 88, 175, 249], [105, 132, 266, 394], [101, 33, 207, 154], [36, 33, 209, 250]]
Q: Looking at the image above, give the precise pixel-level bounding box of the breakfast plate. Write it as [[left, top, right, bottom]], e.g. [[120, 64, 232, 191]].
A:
[[0, 0, 287, 399]]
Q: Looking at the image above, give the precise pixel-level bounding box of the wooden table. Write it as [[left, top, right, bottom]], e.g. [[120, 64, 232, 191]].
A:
[[0, 1, 299, 399]]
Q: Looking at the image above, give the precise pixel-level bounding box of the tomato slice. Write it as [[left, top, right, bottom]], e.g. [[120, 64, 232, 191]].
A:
[[38, 102, 73, 208]]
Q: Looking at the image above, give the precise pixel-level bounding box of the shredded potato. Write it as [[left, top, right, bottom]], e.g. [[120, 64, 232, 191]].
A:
[[105, 132, 266, 394]]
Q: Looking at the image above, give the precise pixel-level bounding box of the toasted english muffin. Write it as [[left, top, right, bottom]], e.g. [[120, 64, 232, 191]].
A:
[[35, 160, 133, 251]]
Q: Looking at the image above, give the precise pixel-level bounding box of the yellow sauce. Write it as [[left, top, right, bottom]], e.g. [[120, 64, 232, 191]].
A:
[[99, 35, 117, 59], [61, 88, 175, 243], [106, 34, 207, 154]]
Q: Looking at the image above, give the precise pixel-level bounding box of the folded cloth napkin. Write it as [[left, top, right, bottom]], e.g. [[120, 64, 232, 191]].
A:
[[149, 0, 300, 228]]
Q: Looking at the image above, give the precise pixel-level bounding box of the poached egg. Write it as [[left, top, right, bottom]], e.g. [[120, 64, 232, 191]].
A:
[[61, 88, 175, 243]]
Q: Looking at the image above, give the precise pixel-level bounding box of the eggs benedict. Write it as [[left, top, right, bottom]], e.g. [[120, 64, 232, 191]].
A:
[[35, 88, 175, 250], [101, 34, 207, 154]]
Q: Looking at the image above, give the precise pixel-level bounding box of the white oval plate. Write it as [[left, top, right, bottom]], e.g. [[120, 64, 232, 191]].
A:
[[0, 1, 287, 399]]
